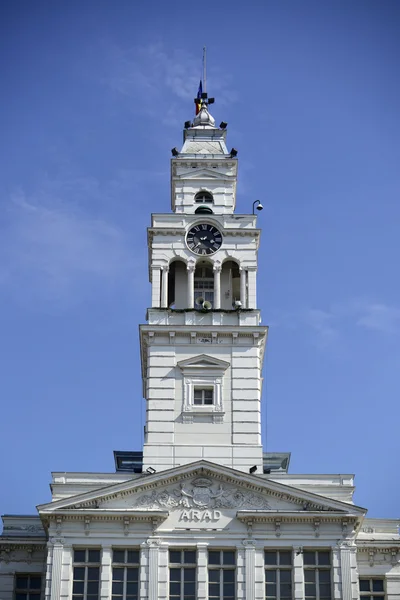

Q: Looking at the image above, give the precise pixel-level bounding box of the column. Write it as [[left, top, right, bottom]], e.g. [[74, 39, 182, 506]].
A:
[[49, 538, 64, 600], [161, 265, 169, 308], [151, 266, 161, 308], [247, 268, 257, 309], [187, 263, 195, 308], [293, 548, 305, 600], [147, 539, 161, 600], [240, 267, 247, 308], [213, 264, 221, 309], [243, 541, 256, 600], [197, 543, 208, 600], [100, 546, 112, 600]]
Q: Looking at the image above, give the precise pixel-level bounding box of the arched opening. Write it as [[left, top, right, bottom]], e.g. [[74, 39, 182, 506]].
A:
[[195, 205, 214, 214], [221, 260, 241, 309], [194, 261, 214, 307], [194, 190, 213, 204], [167, 259, 187, 309]]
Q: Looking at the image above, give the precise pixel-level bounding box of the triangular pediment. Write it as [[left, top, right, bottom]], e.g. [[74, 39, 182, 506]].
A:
[[37, 461, 365, 520], [177, 168, 233, 180], [177, 354, 229, 372]]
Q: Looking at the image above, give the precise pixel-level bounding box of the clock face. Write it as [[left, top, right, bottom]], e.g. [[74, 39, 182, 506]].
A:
[[186, 223, 223, 255]]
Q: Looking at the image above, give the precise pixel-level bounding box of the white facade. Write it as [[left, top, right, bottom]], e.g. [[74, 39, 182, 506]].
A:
[[1, 98, 399, 600]]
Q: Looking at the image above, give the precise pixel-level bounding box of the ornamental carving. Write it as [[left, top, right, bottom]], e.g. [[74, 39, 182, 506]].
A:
[[132, 477, 270, 511]]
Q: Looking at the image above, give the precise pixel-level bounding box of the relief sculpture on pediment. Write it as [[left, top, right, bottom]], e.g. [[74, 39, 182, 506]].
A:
[[132, 477, 270, 511]]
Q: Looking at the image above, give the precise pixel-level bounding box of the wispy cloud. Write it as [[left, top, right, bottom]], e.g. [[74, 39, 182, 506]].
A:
[[0, 173, 148, 309], [100, 42, 236, 125], [274, 299, 400, 347], [355, 302, 400, 334]]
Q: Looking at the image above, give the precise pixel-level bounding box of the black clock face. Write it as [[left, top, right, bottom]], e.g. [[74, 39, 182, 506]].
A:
[[186, 223, 223, 255]]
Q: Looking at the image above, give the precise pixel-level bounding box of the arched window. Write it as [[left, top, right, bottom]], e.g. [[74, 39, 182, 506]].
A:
[[194, 190, 213, 204]]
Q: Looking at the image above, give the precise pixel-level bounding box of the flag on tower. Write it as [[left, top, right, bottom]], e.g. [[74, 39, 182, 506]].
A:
[[195, 80, 202, 115]]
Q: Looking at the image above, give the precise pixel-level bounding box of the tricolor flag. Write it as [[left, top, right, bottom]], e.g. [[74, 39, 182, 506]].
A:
[[195, 80, 202, 115]]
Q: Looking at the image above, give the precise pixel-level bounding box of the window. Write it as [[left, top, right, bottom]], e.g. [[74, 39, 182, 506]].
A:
[[195, 191, 213, 203], [112, 549, 139, 600], [208, 550, 236, 600], [194, 387, 213, 405], [303, 550, 331, 600], [169, 549, 196, 600], [359, 578, 385, 599], [14, 574, 41, 600], [194, 267, 214, 306], [265, 550, 293, 600], [72, 549, 101, 600]]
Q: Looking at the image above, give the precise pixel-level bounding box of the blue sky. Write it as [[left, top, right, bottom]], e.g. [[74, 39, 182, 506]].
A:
[[0, 1, 399, 520]]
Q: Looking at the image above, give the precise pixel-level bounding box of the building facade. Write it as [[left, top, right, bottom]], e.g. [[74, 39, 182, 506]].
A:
[[1, 95, 399, 600]]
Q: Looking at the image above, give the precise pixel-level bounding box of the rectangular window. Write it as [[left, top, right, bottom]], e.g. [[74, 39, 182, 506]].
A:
[[265, 550, 293, 600], [112, 549, 139, 600], [169, 549, 196, 600], [14, 574, 42, 600], [359, 578, 385, 599], [72, 549, 101, 600], [303, 550, 332, 600], [208, 550, 236, 600], [193, 388, 214, 405]]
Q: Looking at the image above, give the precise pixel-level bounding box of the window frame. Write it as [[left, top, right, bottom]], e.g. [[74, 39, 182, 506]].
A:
[[111, 548, 140, 600], [303, 549, 332, 600], [14, 573, 42, 600], [178, 355, 229, 423], [193, 386, 214, 405], [72, 548, 101, 600], [194, 190, 214, 204], [208, 549, 236, 600], [264, 549, 293, 600], [359, 577, 386, 599], [168, 549, 197, 600]]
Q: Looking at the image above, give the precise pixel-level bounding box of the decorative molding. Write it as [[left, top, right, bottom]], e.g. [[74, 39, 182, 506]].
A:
[[275, 518, 282, 537], [132, 478, 270, 511], [313, 518, 320, 538]]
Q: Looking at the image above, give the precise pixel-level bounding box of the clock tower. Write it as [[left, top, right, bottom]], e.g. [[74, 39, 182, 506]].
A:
[[140, 96, 267, 474]]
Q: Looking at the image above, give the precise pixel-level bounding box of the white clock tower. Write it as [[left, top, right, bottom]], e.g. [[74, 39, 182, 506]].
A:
[[141, 96, 267, 474]]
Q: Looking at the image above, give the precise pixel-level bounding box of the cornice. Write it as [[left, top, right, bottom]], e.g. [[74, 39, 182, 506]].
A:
[[237, 511, 358, 524], [37, 463, 364, 517]]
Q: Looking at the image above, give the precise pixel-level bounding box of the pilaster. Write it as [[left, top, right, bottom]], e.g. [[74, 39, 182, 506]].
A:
[[340, 543, 359, 600], [247, 268, 257, 309], [151, 267, 161, 308], [239, 267, 247, 308], [243, 540, 256, 600], [293, 548, 304, 600], [161, 265, 169, 308], [59, 544, 72, 600], [49, 538, 64, 600], [236, 545, 246, 600], [139, 543, 148, 600], [158, 544, 168, 600], [147, 539, 161, 600], [332, 546, 342, 600], [197, 543, 208, 600], [100, 546, 112, 600]]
